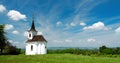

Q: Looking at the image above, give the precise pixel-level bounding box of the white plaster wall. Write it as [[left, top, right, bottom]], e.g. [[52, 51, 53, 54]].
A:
[[37, 42, 47, 54], [26, 42, 47, 55], [25, 42, 37, 55], [37, 43, 41, 54], [41, 43, 47, 54]]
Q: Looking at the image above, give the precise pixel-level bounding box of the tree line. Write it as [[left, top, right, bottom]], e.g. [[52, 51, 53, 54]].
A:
[[48, 46, 120, 55], [0, 24, 21, 55]]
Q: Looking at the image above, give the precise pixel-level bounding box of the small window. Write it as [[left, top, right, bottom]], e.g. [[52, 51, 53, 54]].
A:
[[29, 34, 31, 37], [31, 45, 33, 51]]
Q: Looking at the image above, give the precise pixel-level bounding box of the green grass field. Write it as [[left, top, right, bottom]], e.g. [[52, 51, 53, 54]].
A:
[[0, 54, 120, 63]]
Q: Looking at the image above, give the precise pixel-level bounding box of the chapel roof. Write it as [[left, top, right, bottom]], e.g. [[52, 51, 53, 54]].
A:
[[26, 35, 47, 43]]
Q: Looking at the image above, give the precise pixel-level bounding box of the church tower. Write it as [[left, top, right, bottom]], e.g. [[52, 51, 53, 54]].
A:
[[25, 18, 47, 55], [28, 19, 37, 39]]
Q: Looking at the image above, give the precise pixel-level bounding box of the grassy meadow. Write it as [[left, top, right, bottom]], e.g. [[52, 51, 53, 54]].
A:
[[0, 54, 120, 63]]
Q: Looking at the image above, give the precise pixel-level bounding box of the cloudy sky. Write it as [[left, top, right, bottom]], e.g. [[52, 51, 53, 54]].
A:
[[0, 0, 120, 48]]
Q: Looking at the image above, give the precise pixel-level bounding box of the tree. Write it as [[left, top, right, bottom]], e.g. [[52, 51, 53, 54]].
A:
[[99, 45, 107, 53], [99, 45, 116, 54], [0, 25, 7, 54], [4, 41, 21, 55]]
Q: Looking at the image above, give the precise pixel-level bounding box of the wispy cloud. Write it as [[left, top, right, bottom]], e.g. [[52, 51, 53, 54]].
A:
[[0, 4, 6, 12], [87, 38, 96, 42], [56, 21, 62, 26], [80, 22, 86, 26], [8, 39, 24, 48], [72, 0, 105, 23], [5, 24, 14, 30], [70, 22, 76, 26], [62, 0, 106, 30], [23, 31, 28, 37], [12, 30, 19, 34], [115, 27, 120, 34]]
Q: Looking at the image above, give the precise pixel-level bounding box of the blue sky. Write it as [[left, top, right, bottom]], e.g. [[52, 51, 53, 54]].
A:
[[0, 0, 120, 48]]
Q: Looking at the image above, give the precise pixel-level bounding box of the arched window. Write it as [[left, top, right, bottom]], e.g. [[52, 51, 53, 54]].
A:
[[29, 34, 31, 37], [31, 45, 33, 51]]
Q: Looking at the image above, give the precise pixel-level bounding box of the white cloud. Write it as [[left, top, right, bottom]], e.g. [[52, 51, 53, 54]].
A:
[[5, 24, 14, 30], [37, 31, 43, 35], [0, 4, 6, 12], [65, 39, 72, 42], [56, 21, 62, 26], [80, 22, 86, 26], [24, 31, 28, 37], [7, 10, 27, 21], [115, 27, 120, 33], [70, 22, 76, 26], [83, 22, 108, 30], [12, 30, 19, 34], [87, 38, 96, 42], [8, 40, 14, 43]]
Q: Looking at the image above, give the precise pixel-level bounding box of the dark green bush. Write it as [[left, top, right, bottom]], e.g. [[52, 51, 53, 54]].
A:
[[99, 46, 120, 55]]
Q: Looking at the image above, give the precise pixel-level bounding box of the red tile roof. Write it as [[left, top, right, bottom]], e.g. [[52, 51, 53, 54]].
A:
[[26, 35, 47, 43]]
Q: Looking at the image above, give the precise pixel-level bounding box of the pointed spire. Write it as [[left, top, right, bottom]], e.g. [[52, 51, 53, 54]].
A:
[[29, 17, 37, 32]]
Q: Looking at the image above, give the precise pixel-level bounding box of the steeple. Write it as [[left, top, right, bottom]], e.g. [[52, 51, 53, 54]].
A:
[[29, 17, 37, 32]]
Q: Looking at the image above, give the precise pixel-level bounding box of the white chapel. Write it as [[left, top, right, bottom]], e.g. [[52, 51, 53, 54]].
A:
[[25, 19, 47, 55]]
